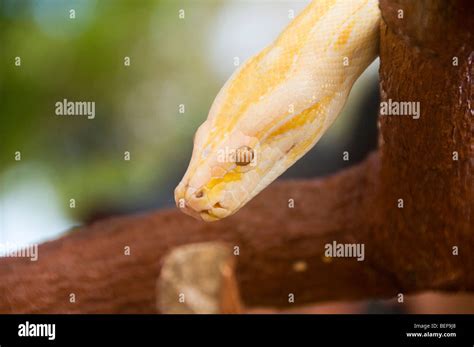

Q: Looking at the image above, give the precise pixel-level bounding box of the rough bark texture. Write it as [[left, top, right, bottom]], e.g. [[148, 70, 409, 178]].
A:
[[375, 0, 474, 292], [1, 154, 398, 313], [0, 0, 472, 313]]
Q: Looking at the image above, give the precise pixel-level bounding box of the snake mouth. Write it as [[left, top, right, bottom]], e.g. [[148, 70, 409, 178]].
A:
[[198, 209, 221, 222], [174, 182, 233, 222], [181, 205, 231, 222]]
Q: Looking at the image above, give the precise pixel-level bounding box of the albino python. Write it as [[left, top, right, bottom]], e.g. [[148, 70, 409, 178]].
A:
[[175, 0, 380, 221]]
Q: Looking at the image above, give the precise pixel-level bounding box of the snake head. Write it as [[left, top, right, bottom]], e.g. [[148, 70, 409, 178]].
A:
[[174, 115, 264, 222], [174, 54, 337, 222], [175, 0, 379, 221]]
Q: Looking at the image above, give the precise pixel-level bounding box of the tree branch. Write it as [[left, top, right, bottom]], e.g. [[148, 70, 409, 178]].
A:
[[1, 153, 402, 313]]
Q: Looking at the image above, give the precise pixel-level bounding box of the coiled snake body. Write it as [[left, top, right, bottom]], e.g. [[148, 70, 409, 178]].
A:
[[176, 0, 380, 221]]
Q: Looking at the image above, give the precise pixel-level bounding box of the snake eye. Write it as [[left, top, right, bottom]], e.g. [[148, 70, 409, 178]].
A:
[[235, 146, 255, 166]]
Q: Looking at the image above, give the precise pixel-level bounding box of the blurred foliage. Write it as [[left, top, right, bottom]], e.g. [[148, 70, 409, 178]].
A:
[[0, 0, 378, 226], [0, 0, 222, 217]]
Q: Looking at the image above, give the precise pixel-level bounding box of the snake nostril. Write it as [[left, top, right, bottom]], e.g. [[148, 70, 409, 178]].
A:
[[213, 202, 223, 209], [195, 190, 204, 198]]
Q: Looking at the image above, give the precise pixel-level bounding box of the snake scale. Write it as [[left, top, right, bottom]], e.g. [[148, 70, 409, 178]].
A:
[[175, 0, 380, 221]]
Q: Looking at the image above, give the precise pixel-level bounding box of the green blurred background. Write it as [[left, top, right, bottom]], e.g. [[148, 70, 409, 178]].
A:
[[0, 0, 379, 245]]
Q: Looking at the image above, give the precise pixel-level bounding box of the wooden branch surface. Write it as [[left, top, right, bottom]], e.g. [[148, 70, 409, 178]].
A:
[[1, 153, 402, 313]]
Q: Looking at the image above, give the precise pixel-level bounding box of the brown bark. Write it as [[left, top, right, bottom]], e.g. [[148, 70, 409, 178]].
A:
[[375, 0, 474, 292], [1, 153, 398, 313], [0, 0, 472, 313]]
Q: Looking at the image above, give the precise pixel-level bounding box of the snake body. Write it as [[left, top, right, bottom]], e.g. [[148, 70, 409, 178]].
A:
[[175, 0, 380, 221]]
